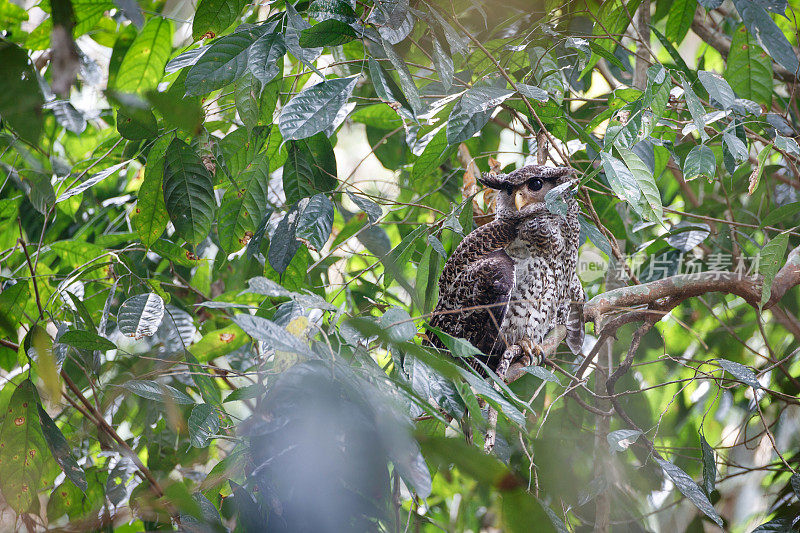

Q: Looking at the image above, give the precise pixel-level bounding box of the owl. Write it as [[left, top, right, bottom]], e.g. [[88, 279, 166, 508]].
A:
[[428, 165, 585, 374]]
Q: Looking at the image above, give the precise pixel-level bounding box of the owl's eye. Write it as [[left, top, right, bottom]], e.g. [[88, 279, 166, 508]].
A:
[[528, 178, 543, 191]]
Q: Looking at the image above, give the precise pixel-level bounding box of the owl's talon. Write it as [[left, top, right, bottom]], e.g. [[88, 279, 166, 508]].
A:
[[518, 338, 544, 366]]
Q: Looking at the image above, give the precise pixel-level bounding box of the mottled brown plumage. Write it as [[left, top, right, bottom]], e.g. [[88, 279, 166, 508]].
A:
[[428, 165, 585, 373]]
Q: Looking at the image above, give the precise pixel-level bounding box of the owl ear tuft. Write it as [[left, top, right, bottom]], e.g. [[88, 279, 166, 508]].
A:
[[478, 173, 508, 189]]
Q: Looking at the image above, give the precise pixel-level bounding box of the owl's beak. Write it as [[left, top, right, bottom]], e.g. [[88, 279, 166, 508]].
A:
[[515, 190, 530, 210]]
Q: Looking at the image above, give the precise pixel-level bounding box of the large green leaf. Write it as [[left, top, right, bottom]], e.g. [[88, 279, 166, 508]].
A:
[[232, 313, 313, 356], [118, 293, 165, 339], [186, 26, 266, 96], [0, 380, 48, 514], [0, 41, 44, 144], [618, 147, 662, 222], [0, 282, 29, 338], [665, 0, 696, 44], [282, 133, 338, 205], [683, 144, 716, 179], [724, 24, 773, 106], [268, 202, 304, 274], [681, 75, 708, 141], [278, 76, 358, 140], [162, 138, 216, 246], [133, 135, 172, 247], [697, 70, 736, 109], [732, 0, 799, 72], [758, 230, 790, 307], [218, 153, 271, 254], [247, 31, 286, 87], [114, 17, 173, 93], [37, 406, 87, 493], [299, 19, 357, 47], [188, 404, 219, 447], [446, 86, 514, 144], [412, 127, 454, 182], [192, 0, 247, 40], [296, 193, 334, 252], [656, 457, 723, 526], [121, 379, 195, 404]]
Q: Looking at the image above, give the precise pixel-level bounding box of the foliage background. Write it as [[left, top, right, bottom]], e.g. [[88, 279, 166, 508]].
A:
[[0, 0, 799, 530]]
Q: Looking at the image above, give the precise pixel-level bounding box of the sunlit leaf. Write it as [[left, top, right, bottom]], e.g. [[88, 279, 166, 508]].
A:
[[192, 0, 247, 40], [120, 379, 195, 404], [0, 380, 48, 514], [656, 457, 723, 526], [115, 17, 173, 93], [278, 76, 358, 140], [118, 293, 165, 339], [188, 404, 219, 447], [162, 138, 216, 246]]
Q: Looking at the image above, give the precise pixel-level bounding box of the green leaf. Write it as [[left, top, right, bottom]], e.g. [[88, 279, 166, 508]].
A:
[[762, 201, 800, 227], [0, 282, 29, 338], [192, 0, 247, 40], [218, 153, 271, 254], [683, 144, 716, 179], [247, 31, 286, 87], [346, 192, 383, 224], [0, 40, 45, 144], [146, 89, 205, 135], [431, 34, 454, 91], [758, 230, 790, 307], [58, 330, 116, 352], [748, 143, 771, 195], [224, 383, 266, 403], [307, 0, 358, 24], [133, 135, 172, 248], [446, 86, 514, 144], [232, 313, 313, 356], [0, 380, 48, 514], [296, 193, 334, 251], [615, 148, 663, 222], [37, 405, 87, 492], [412, 127, 453, 182], [115, 18, 173, 93], [724, 24, 773, 106], [606, 429, 642, 452], [21, 172, 55, 215], [282, 133, 338, 205], [380, 37, 422, 113], [697, 70, 736, 109], [116, 106, 157, 140], [278, 76, 358, 140], [299, 19, 357, 47], [732, 0, 799, 72], [523, 366, 561, 384], [415, 246, 440, 314], [185, 351, 223, 405], [284, 2, 323, 66], [583, 0, 643, 74], [656, 457, 723, 526], [118, 293, 165, 339], [775, 133, 799, 157], [120, 379, 195, 404], [162, 138, 216, 246], [681, 75, 708, 141], [186, 26, 266, 96], [665, 0, 696, 44], [718, 359, 760, 388], [188, 404, 219, 447], [268, 203, 303, 274], [700, 433, 716, 496]]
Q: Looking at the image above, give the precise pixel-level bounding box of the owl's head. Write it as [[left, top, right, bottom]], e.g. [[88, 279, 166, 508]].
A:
[[478, 165, 577, 219]]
